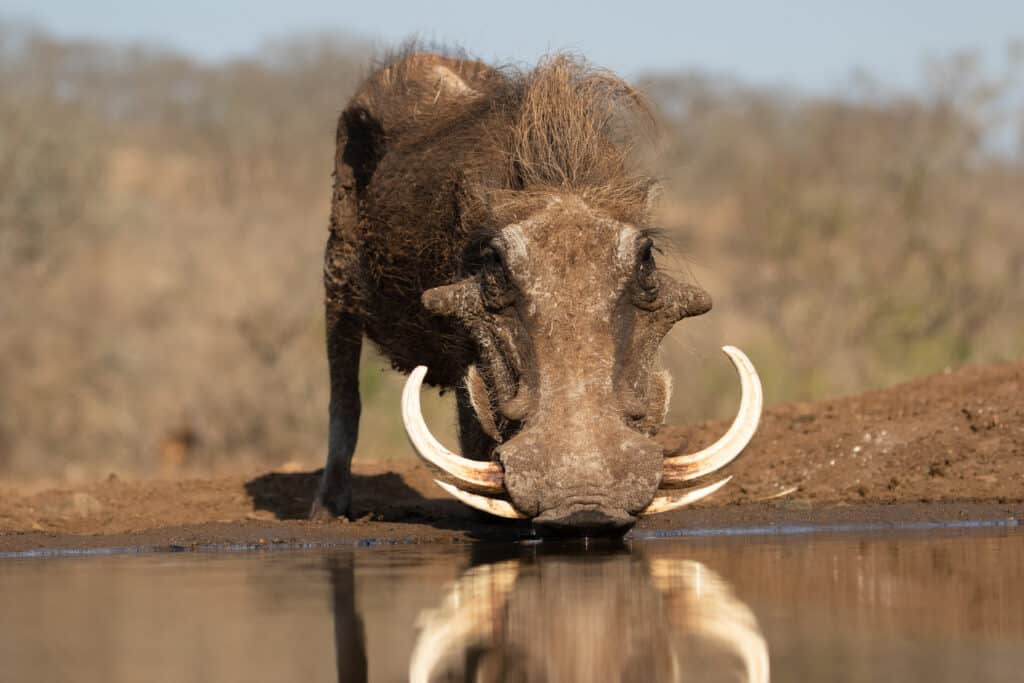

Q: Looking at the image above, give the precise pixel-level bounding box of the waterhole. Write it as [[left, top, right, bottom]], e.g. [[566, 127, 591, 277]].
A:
[[2, 527, 1022, 681]]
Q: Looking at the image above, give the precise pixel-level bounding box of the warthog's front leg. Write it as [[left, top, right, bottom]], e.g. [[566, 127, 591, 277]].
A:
[[311, 305, 363, 520]]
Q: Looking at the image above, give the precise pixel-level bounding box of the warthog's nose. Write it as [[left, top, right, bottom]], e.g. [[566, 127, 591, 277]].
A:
[[497, 418, 664, 526], [532, 504, 636, 535]]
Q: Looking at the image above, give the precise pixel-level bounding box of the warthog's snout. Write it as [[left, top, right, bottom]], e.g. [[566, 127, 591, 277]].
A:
[[495, 416, 663, 533], [401, 346, 763, 532]]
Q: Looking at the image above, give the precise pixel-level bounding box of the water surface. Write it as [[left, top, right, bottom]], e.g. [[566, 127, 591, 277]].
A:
[[2, 528, 1022, 682]]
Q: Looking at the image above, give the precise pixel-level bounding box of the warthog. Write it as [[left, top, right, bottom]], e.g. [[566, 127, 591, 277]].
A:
[[311, 49, 762, 532]]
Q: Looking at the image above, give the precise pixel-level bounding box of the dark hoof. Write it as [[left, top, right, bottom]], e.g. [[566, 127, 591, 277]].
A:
[[309, 494, 351, 522]]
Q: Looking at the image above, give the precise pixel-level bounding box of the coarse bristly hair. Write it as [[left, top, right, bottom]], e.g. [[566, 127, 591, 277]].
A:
[[496, 53, 658, 201], [356, 45, 661, 218]]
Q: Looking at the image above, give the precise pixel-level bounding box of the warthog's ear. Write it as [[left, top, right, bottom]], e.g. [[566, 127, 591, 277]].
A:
[[331, 103, 385, 231], [422, 278, 483, 319], [429, 65, 479, 99]]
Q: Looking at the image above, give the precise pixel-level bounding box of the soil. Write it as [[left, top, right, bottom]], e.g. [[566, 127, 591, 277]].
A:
[[2, 360, 1021, 554]]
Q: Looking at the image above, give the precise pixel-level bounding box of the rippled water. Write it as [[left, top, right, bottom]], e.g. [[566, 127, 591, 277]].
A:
[[2, 528, 1022, 682]]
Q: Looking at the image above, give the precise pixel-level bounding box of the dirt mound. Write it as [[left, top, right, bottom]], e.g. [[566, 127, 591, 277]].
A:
[[665, 357, 1024, 506], [1, 360, 1021, 553]]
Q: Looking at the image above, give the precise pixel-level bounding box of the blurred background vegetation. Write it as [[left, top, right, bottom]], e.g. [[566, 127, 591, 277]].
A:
[[1, 25, 1021, 481]]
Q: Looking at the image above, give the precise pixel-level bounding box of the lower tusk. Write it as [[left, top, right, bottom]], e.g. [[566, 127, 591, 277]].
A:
[[402, 366, 505, 494], [660, 346, 762, 487], [433, 480, 527, 519], [641, 476, 732, 515]]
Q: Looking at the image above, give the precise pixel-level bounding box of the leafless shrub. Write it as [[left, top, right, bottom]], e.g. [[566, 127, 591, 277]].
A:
[[644, 53, 1024, 419], [0, 25, 1021, 478]]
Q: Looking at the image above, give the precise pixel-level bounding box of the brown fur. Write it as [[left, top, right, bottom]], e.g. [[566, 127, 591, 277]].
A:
[[313, 48, 710, 528]]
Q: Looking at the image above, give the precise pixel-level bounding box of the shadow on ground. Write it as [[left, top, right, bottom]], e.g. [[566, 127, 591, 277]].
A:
[[244, 469, 531, 538]]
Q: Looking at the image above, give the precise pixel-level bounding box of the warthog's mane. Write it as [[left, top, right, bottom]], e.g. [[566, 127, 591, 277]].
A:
[[359, 43, 660, 220]]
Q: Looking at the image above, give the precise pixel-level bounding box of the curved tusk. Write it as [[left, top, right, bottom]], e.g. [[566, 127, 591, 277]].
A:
[[661, 346, 762, 487], [433, 480, 527, 519], [402, 366, 506, 494], [641, 476, 732, 515]]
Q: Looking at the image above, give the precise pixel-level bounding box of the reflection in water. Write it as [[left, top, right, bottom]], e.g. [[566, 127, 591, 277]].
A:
[[327, 553, 368, 683], [4, 530, 1023, 681], [407, 546, 769, 682]]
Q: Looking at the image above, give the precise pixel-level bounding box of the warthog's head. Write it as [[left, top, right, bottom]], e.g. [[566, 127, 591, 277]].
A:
[[404, 194, 763, 533]]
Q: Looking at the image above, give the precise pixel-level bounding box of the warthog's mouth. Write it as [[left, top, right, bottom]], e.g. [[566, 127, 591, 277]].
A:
[[401, 346, 763, 524], [532, 503, 635, 534]]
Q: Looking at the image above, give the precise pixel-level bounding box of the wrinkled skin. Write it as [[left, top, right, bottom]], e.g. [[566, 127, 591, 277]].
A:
[[311, 49, 711, 531]]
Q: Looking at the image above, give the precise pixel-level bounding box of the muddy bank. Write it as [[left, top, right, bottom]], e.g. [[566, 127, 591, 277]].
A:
[[1, 360, 1021, 554], [2, 501, 1021, 556]]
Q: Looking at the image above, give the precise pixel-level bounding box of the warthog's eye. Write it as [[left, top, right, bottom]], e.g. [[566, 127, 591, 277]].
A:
[[480, 245, 517, 311], [633, 237, 659, 306]]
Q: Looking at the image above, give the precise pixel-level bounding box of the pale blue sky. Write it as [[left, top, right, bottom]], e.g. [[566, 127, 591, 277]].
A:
[[3, 1, 1021, 89]]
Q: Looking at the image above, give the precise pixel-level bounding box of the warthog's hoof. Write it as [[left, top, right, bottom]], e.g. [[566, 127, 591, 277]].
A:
[[309, 493, 351, 522]]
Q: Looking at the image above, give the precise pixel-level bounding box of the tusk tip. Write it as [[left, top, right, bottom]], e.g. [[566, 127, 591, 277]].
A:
[[660, 345, 763, 486], [642, 476, 733, 515]]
